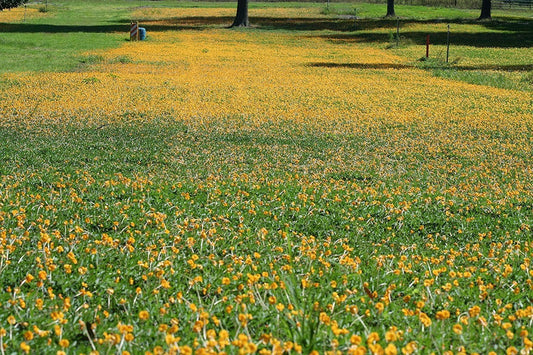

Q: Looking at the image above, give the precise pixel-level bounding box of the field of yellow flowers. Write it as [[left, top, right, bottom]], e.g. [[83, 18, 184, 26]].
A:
[[1, 2, 532, 354]]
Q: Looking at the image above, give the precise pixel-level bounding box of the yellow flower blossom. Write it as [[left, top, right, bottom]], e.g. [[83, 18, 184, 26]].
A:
[[20, 342, 30, 354], [139, 310, 150, 320], [453, 324, 463, 334], [59, 339, 70, 348]]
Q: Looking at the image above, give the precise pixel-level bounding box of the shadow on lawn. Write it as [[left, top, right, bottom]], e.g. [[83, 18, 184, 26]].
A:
[[315, 28, 532, 48], [1, 16, 531, 48], [308, 62, 533, 71]]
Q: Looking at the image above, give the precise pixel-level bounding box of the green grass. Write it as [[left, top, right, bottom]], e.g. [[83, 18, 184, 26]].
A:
[[0, 32, 121, 72], [322, 2, 480, 18], [0, 2, 532, 353], [1, 115, 531, 352], [0, 1, 136, 72], [432, 67, 533, 91]]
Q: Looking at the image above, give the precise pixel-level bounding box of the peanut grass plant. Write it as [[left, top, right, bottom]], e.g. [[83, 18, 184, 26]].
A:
[[0, 1, 532, 354]]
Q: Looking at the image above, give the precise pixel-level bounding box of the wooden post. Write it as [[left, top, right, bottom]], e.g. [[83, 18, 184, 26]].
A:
[[426, 35, 430, 58], [446, 25, 450, 63], [396, 18, 400, 47]]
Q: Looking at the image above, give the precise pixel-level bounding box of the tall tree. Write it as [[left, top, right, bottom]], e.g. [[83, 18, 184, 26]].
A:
[[478, 0, 491, 19], [231, 0, 249, 27], [386, 0, 396, 17], [0, 0, 27, 11]]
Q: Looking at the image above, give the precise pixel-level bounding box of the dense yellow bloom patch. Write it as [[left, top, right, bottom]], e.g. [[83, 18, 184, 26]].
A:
[[0, 6, 46, 22], [132, 6, 325, 22], [1, 28, 530, 130], [1, 21, 531, 208]]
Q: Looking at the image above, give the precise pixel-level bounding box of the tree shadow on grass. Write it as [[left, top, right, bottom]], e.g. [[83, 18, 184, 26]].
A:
[[118, 16, 533, 38], [0, 16, 357, 33], [315, 30, 532, 48], [308, 62, 533, 71], [309, 62, 412, 70], [0, 16, 233, 33], [310, 17, 532, 48], [0, 22, 128, 33], [1, 16, 531, 48], [116, 16, 360, 31]]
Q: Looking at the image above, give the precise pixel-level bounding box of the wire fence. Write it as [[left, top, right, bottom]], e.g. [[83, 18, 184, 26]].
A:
[[348, 0, 533, 9], [244, 0, 533, 10], [492, 0, 533, 9]]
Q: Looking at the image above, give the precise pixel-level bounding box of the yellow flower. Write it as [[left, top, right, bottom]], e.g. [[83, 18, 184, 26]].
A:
[[160, 279, 170, 289], [419, 312, 432, 327], [23, 331, 33, 341], [238, 313, 252, 327], [468, 305, 481, 318], [178, 346, 192, 355], [384, 343, 398, 355], [385, 328, 399, 342], [59, 339, 70, 348], [436, 310, 450, 320], [20, 342, 30, 354], [139, 310, 150, 320], [453, 324, 463, 334], [366, 332, 380, 345], [402, 342, 417, 354], [350, 334, 362, 345]]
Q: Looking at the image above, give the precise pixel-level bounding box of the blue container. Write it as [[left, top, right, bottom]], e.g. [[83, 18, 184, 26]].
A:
[[139, 27, 146, 40]]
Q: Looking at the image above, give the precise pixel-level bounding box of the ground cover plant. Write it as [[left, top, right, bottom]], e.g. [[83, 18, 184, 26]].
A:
[[0, 1, 532, 354]]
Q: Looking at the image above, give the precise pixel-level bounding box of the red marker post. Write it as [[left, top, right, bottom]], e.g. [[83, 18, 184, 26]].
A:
[[130, 22, 139, 41], [426, 35, 430, 58]]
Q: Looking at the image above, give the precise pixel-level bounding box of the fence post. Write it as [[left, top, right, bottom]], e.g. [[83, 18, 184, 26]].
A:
[[446, 25, 450, 63], [396, 19, 400, 46]]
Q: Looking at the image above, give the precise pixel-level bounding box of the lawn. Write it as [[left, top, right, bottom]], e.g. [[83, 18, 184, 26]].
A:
[[0, 1, 532, 354]]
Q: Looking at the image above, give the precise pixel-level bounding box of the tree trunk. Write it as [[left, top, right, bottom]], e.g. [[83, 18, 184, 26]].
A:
[[478, 0, 491, 19], [386, 0, 396, 17], [231, 0, 249, 27]]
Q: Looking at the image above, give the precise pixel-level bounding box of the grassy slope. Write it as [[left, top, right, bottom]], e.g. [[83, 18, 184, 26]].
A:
[[1, 0, 531, 90], [0, 1, 134, 72], [0, 2, 532, 354]]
